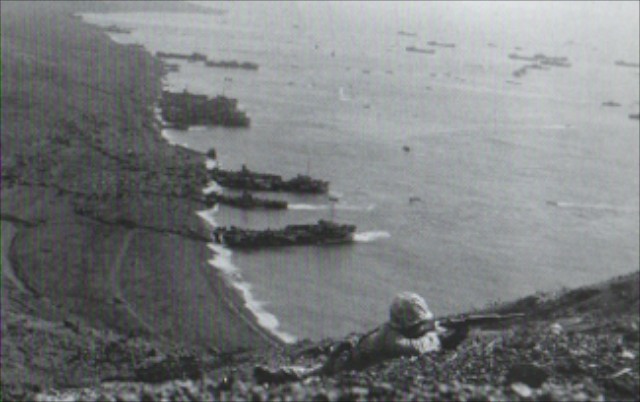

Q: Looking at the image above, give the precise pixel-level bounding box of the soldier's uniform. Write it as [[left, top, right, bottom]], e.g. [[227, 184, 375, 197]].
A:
[[254, 292, 467, 384]]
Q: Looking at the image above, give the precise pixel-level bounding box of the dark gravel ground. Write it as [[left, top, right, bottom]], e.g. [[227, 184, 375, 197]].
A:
[[32, 272, 639, 402]]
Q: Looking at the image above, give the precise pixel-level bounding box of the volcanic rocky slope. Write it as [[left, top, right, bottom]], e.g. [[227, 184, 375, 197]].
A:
[[2, 2, 638, 401]]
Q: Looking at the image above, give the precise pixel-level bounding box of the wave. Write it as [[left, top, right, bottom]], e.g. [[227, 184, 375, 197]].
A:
[[288, 203, 375, 212], [354, 231, 391, 242], [339, 86, 351, 102], [546, 200, 638, 212], [206, 242, 297, 344], [197, 209, 297, 344], [202, 180, 223, 195], [205, 158, 218, 170]]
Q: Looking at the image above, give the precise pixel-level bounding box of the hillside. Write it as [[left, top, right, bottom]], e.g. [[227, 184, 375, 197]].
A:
[[25, 272, 640, 401], [1, 2, 638, 401]]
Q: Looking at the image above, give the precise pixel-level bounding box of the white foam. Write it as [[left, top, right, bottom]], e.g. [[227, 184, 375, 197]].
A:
[[157, 111, 298, 344], [204, 240, 297, 343], [197, 198, 297, 343], [160, 129, 178, 146], [549, 201, 638, 213], [288, 203, 375, 212], [202, 181, 223, 195], [196, 208, 218, 227], [288, 203, 327, 210], [354, 231, 391, 242], [205, 158, 218, 170], [339, 87, 351, 102]]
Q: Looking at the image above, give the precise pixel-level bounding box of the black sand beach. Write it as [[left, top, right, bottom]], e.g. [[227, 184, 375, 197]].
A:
[[1, 0, 280, 378]]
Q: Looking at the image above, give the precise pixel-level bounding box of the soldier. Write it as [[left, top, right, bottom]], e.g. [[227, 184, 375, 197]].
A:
[[254, 291, 470, 384]]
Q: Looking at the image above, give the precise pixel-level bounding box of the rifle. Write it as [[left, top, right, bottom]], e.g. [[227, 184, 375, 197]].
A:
[[439, 313, 525, 330]]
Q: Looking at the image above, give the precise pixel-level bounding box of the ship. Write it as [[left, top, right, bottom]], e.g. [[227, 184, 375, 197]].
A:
[[615, 60, 640, 68], [602, 101, 621, 107], [212, 220, 356, 249], [156, 51, 208, 63], [630, 113, 640, 120], [204, 60, 259, 70], [159, 90, 250, 128], [509, 53, 571, 68], [427, 41, 456, 48], [210, 165, 329, 194], [205, 191, 287, 210], [104, 25, 131, 34], [397, 30, 417, 37], [406, 46, 435, 55]]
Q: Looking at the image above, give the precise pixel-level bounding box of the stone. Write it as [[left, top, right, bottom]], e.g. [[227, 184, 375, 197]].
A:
[[505, 363, 549, 388], [510, 382, 533, 398], [549, 323, 563, 335]]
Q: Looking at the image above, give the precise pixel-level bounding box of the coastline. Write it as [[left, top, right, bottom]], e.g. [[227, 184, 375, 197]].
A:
[[1, 1, 282, 353]]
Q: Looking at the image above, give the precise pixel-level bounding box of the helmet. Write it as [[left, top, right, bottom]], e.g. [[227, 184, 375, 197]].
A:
[[389, 291, 434, 330]]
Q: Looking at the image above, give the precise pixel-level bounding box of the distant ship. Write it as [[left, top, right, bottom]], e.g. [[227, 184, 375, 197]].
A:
[[406, 46, 435, 55], [630, 113, 640, 120], [397, 30, 418, 37], [615, 60, 640, 68], [427, 41, 456, 48], [602, 101, 621, 107], [103, 25, 131, 34], [204, 60, 259, 70], [212, 220, 356, 249], [156, 51, 208, 63]]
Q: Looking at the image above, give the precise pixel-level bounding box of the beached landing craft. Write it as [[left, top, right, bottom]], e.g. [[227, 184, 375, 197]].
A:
[[212, 220, 356, 249], [205, 191, 288, 210], [159, 90, 250, 129], [210, 165, 329, 194]]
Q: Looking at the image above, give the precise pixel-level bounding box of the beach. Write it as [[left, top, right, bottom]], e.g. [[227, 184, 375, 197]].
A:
[[0, 0, 281, 357], [2, 2, 639, 401]]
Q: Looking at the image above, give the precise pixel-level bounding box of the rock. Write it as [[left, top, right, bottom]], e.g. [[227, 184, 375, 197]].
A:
[[621, 350, 635, 359], [505, 363, 549, 388], [312, 392, 330, 402], [549, 323, 563, 335], [511, 382, 533, 398]]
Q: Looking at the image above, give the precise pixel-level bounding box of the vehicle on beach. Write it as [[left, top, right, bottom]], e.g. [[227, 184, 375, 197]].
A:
[[210, 165, 329, 194], [212, 220, 356, 248], [205, 191, 288, 210]]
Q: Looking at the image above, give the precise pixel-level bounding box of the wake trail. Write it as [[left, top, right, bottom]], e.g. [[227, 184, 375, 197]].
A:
[[288, 203, 375, 212], [354, 231, 391, 243]]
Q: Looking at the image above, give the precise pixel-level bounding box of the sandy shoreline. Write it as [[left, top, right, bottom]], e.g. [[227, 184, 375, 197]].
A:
[[1, 1, 282, 353]]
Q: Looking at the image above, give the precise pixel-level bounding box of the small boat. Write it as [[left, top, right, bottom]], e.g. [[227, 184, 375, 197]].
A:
[[406, 46, 435, 55], [213, 220, 356, 249], [402, 145, 411, 152]]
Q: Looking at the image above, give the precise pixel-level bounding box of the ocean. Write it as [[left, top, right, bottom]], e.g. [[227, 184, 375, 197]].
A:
[[81, 1, 639, 343]]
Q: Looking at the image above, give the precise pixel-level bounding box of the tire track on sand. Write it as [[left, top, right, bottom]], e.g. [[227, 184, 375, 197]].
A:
[[110, 230, 157, 337]]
